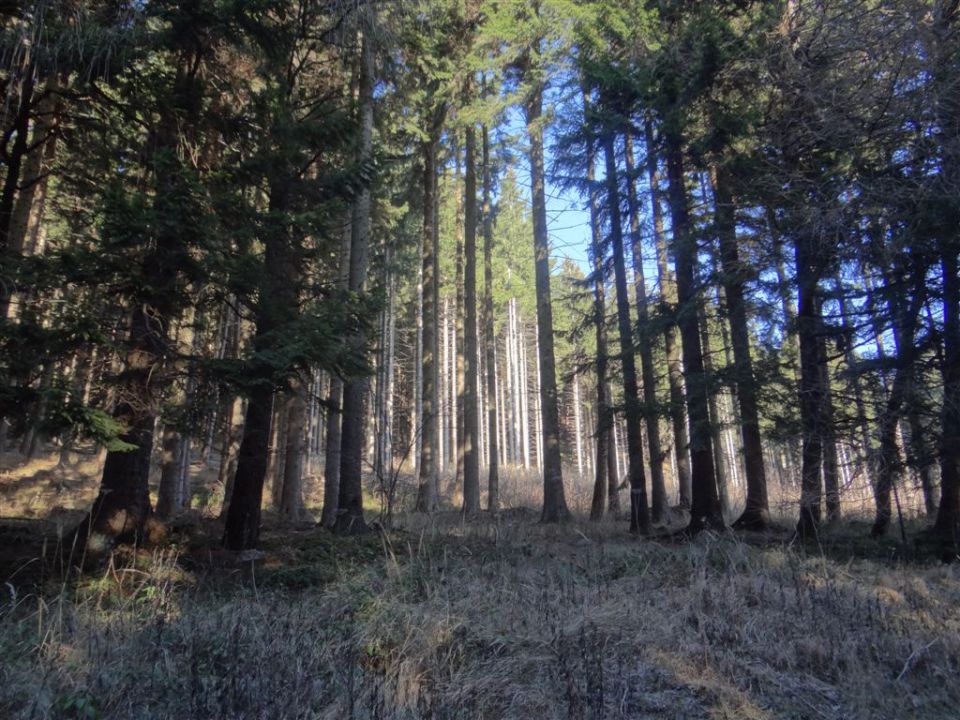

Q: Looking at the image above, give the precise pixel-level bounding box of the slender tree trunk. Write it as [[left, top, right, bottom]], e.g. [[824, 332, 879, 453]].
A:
[[794, 237, 825, 539], [482, 125, 499, 512], [586, 134, 610, 521], [416, 130, 441, 512], [711, 166, 769, 528], [644, 117, 691, 508], [663, 130, 722, 532], [819, 336, 842, 524], [601, 130, 649, 534], [321, 375, 343, 527], [699, 302, 730, 519], [462, 125, 481, 514], [624, 133, 667, 523], [334, 32, 375, 535], [524, 82, 569, 522]]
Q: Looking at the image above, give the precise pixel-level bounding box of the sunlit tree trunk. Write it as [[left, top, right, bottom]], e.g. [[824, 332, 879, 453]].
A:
[[524, 79, 568, 521]]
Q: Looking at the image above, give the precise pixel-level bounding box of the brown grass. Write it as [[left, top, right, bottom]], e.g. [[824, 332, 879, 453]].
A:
[[1, 509, 959, 720], [1, 451, 956, 718]]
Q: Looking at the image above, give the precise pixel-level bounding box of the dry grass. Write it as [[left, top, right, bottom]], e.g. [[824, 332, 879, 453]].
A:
[[1, 451, 956, 718], [1, 511, 959, 720]]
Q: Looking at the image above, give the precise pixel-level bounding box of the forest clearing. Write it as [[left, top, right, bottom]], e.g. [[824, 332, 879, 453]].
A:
[[2, 0, 960, 717]]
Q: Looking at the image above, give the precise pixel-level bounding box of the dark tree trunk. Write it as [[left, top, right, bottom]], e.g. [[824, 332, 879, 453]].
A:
[[644, 116, 691, 508], [217, 397, 244, 520], [482, 124, 499, 512], [624, 133, 667, 524], [320, 214, 352, 528], [711, 166, 769, 529], [525, 82, 569, 522], [462, 124, 481, 515], [794, 238, 825, 539], [223, 171, 302, 549], [698, 301, 730, 519], [223, 386, 274, 550], [585, 123, 610, 522], [0, 68, 34, 271], [601, 130, 649, 534], [320, 377, 342, 527], [416, 130, 441, 513], [334, 32, 374, 535], [663, 131, 722, 532]]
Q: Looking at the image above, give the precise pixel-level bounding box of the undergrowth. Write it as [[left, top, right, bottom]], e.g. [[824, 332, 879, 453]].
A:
[[1, 516, 959, 719]]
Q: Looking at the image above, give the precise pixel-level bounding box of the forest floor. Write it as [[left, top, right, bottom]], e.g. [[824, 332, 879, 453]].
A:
[[1, 452, 959, 719]]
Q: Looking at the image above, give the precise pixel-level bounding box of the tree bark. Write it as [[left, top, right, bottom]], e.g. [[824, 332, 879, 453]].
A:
[[280, 379, 307, 521], [482, 124, 499, 512], [416, 131, 441, 512], [601, 130, 649, 534], [644, 116, 691, 508], [663, 130, 722, 532], [794, 236, 825, 539], [334, 30, 374, 535], [524, 81, 569, 522], [462, 124, 481, 514], [624, 133, 667, 523], [586, 133, 610, 521], [711, 166, 769, 529]]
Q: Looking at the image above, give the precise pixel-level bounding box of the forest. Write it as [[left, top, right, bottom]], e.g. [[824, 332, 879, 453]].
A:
[[1, 0, 959, 718]]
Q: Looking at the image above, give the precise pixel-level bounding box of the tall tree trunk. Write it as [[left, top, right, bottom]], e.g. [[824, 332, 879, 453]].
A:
[[663, 130, 722, 532], [416, 130, 442, 512], [334, 31, 375, 535], [586, 130, 610, 521], [794, 235, 826, 539], [524, 82, 569, 522], [78, 63, 199, 546], [482, 124, 499, 512], [601, 130, 649, 534], [624, 133, 667, 523], [644, 116, 691, 508], [462, 125, 481, 514], [711, 166, 769, 528]]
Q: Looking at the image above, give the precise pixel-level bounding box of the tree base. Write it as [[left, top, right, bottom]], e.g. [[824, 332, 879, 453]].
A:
[[732, 508, 769, 532]]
